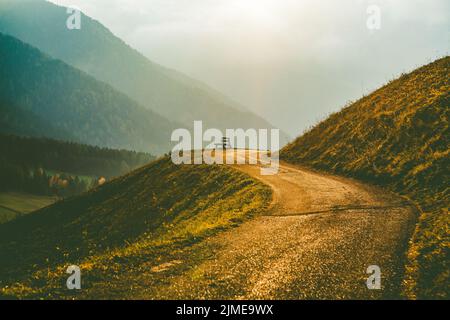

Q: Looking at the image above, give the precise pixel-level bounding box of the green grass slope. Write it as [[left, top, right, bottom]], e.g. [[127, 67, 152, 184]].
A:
[[0, 158, 271, 299], [282, 57, 449, 299], [0, 192, 57, 224]]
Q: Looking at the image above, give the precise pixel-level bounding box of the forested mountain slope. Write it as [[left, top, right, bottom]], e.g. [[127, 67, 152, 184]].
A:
[[0, 133, 154, 211], [0, 99, 73, 140], [0, 0, 290, 144], [0, 133, 154, 179], [0, 33, 178, 154]]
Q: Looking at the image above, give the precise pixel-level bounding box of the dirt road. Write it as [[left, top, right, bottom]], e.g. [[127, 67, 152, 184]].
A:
[[140, 150, 416, 299]]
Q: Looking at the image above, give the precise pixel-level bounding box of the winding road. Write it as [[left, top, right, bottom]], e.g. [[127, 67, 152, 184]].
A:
[[145, 150, 416, 299], [0, 151, 417, 300]]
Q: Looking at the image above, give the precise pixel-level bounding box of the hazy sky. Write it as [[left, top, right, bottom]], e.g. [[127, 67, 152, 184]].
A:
[[49, 0, 449, 136]]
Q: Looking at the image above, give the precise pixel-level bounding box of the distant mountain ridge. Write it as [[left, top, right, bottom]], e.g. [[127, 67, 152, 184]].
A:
[[282, 57, 449, 299], [0, 0, 290, 144], [0, 32, 178, 154]]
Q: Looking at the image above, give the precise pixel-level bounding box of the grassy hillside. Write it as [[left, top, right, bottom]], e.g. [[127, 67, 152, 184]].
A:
[[0, 158, 271, 299], [0, 32, 178, 154], [0, 0, 290, 144], [282, 57, 449, 299], [0, 192, 57, 224]]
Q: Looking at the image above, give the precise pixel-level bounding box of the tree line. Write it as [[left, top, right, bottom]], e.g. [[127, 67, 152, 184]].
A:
[[0, 134, 154, 197]]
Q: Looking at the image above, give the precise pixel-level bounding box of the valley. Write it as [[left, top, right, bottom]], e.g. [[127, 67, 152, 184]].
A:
[[0, 0, 447, 302]]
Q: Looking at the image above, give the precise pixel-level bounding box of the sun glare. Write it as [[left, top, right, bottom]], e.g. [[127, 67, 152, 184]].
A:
[[226, 0, 283, 31]]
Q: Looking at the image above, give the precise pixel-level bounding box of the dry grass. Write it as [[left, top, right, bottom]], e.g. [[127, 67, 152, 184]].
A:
[[0, 157, 271, 299], [282, 56, 449, 299]]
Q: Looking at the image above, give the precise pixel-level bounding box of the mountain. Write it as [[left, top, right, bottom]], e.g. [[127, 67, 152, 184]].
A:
[[0, 0, 290, 144], [0, 32, 179, 154], [282, 57, 449, 299], [0, 98, 74, 139], [0, 157, 270, 299]]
